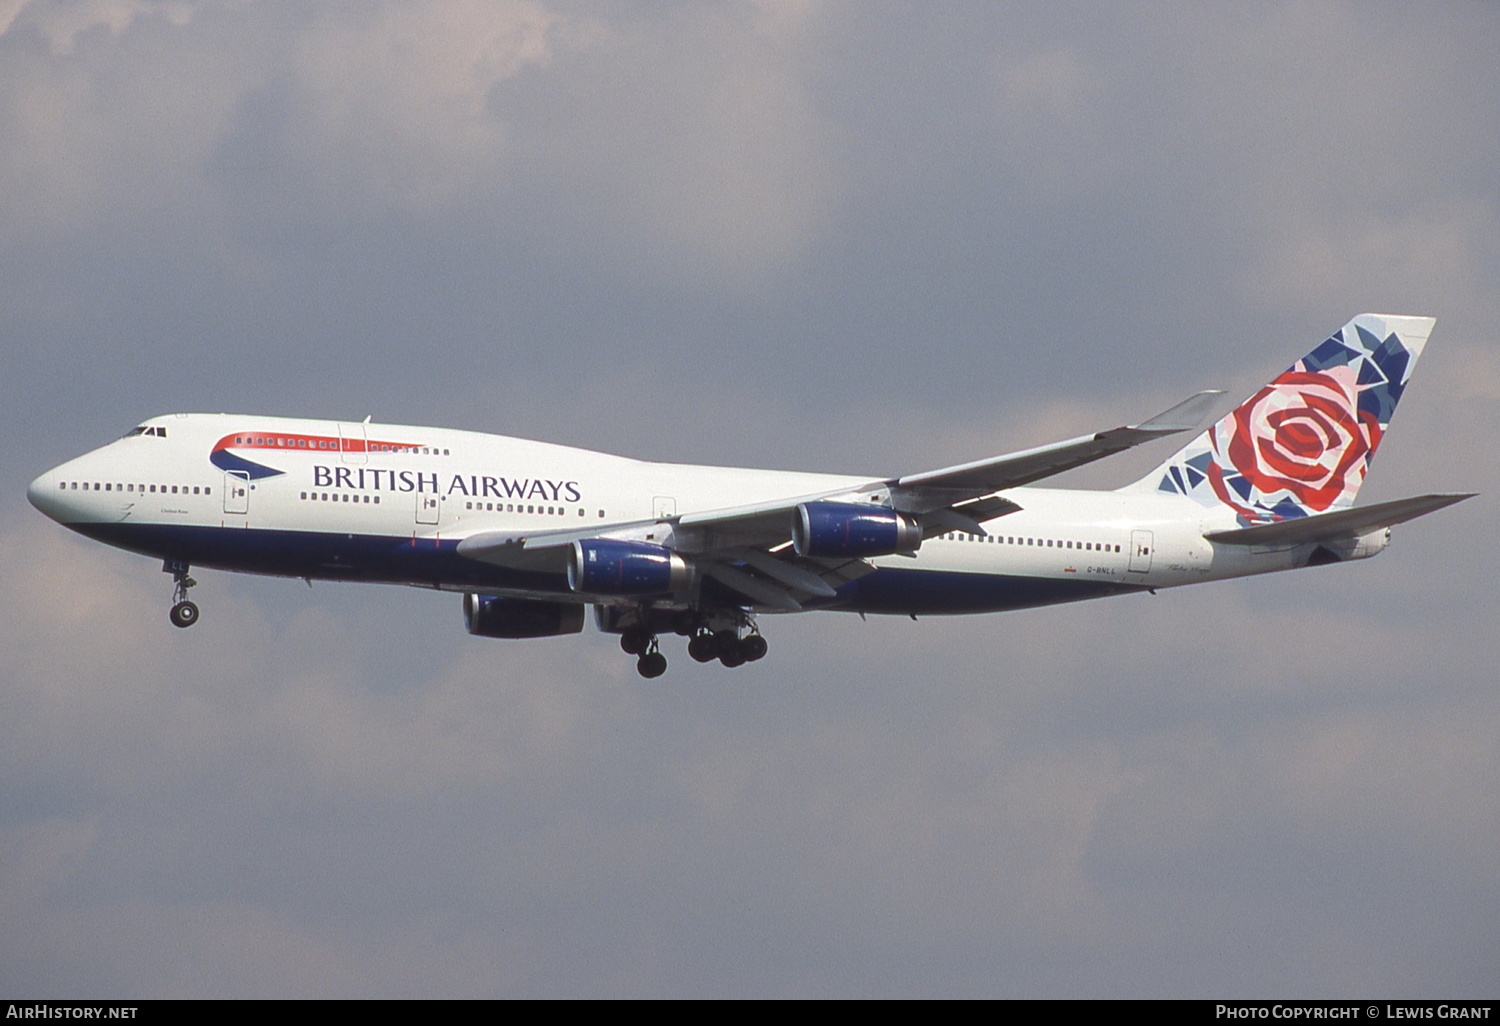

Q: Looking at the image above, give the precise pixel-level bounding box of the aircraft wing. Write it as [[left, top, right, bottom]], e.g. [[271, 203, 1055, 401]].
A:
[[1202, 493, 1475, 547], [456, 390, 1222, 608], [456, 503, 877, 610], [888, 390, 1223, 516]]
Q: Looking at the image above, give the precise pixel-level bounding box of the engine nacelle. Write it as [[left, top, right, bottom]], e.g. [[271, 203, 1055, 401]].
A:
[[792, 501, 922, 558], [463, 594, 586, 638], [568, 539, 693, 596]]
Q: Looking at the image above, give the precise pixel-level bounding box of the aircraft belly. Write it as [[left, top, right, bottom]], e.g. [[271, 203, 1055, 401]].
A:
[[70, 522, 566, 594], [831, 566, 1145, 615]]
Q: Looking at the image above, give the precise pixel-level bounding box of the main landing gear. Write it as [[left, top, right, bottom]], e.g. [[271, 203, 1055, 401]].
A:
[[687, 628, 767, 668], [617, 616, 768, 678], [619, 626, 667, 679], [164, 560, 199, 628]]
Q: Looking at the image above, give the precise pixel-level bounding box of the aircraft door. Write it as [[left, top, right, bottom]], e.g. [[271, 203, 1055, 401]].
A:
[[338, 422, 368, 465], [1128, 529, 1154, 573], [223, 471, 249, 515], [416, 491, 440, 525]]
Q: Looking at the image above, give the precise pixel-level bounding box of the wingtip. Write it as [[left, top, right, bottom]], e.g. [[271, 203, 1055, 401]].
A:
[[1134, 389, 1225, 433]]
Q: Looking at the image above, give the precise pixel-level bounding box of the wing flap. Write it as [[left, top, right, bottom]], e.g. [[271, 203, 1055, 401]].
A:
[[732, 549, 839, 597], [701, 562, 803, 611]]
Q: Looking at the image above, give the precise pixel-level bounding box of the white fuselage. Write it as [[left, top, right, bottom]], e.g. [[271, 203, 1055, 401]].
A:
[[27, 413, 1364, 618]]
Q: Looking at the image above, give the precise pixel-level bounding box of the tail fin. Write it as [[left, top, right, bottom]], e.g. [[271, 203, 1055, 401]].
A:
[[1130, 313, 1435, 523]]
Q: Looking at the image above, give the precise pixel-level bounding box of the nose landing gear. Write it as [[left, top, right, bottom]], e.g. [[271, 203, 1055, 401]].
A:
[[165, 560, 199, 628]]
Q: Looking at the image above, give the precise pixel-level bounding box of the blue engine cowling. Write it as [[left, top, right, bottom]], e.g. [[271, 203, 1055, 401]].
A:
[[792, 501, 922, 558], [463, 594, 586, 638], [568, 539, 693, 596]]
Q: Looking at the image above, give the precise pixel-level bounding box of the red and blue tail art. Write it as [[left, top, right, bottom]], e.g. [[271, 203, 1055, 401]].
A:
[[1144, 313, 1435, 524]]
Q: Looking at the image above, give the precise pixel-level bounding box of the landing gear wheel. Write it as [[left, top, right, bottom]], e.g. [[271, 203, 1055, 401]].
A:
[[719, 649, 746, 668], [688, 633, 717, 662], [739, 634, 768, 662], [169, 600, 199, 629], [637, 651, 668, 678], [712, 629, 740, 658], [164, 560, 199, 628], [620, 627, 651, 655]]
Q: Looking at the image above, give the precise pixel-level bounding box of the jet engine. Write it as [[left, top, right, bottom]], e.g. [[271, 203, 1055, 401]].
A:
[[463, 593, 586, 638], [792, 501, 922, 558], [568, 539, 693, 596]]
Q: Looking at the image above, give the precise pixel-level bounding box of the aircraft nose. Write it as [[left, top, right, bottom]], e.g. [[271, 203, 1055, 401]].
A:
[[28, 468, 64, 520]]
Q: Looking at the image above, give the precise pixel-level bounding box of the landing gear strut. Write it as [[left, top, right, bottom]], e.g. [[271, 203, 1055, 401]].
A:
[[165, 559, 199, 628]]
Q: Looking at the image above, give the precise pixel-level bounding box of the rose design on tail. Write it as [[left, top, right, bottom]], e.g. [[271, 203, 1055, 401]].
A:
[[1208, 364, 1382, 518]]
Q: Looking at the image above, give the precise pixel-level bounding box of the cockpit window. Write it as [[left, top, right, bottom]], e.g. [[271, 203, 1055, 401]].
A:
[[123, 426, 148, 438], [122, 425, 167, 438]]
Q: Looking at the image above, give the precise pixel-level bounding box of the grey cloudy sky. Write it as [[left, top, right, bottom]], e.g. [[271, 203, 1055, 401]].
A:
[[1, 0, 1496, 998]]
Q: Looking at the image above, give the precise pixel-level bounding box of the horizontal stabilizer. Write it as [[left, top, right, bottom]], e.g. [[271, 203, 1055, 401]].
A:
[[1204, 493, 1474, 547]]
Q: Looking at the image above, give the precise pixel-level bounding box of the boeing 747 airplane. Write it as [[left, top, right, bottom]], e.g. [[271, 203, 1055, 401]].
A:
[[28, 314, 1471, 676]]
